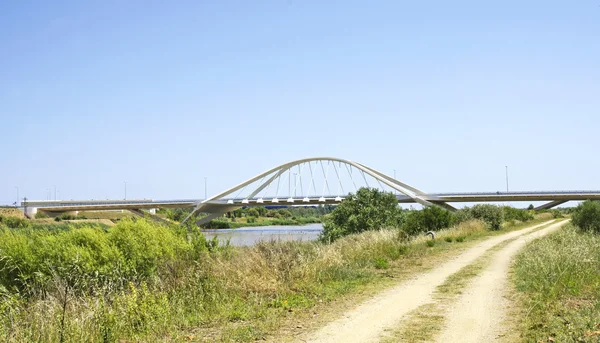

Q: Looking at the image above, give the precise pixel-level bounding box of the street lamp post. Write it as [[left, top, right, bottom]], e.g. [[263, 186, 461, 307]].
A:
[[15, 186, 19, 206], [505, 166, 509, 193], [204, 177, 207, 199], [53, 185, 56, 201], [124, 181, 127, 200]]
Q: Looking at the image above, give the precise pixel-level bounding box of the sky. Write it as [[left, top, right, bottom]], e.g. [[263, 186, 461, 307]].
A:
[[1, 0, 599, 205]]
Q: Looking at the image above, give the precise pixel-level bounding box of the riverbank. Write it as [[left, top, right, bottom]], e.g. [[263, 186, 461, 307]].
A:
[[202, 216, 321, 229], [0, 216, 551, 342]]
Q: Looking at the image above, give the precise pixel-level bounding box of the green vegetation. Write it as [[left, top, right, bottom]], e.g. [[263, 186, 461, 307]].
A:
[[401, 206, 454, 235], [513, 225, 600, 342], [160, 206, 328, 229], [0, 215, 30, 229], [320, 188, 404, 242], [0, 208, 530, 341], [0, 188, 555, 342], [571, 200, 600, 233], [512, 201, 600, 342]]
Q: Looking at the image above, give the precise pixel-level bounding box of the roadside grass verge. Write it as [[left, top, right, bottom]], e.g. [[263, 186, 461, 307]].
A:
[[511, 224, 600, 343], [0, 217, 552, 342]]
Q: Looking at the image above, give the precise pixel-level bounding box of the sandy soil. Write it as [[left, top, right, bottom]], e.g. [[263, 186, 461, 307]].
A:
[[297, 220, 556, 343], [434, 220, 566, 343]]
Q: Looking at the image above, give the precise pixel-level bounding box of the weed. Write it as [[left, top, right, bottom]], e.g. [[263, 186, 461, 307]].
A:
[[374, 257, 390, 270]]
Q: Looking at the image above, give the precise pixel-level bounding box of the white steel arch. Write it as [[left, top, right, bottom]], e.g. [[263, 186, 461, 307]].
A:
[[183, 157, 452, 225]]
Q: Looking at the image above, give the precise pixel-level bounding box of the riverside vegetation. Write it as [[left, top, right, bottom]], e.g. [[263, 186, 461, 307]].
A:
[[0, 188, 548, 342], [513, 200, 600, 342]]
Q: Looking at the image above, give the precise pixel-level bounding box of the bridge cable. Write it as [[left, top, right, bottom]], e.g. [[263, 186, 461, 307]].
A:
[[344, 163, 358, 193], [320, 161, 332, 196], [308, 162, 317, 197], [332, 161, 345, 195], [360, 170, 370, 188]]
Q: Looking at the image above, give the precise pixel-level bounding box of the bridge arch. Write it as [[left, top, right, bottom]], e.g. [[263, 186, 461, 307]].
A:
[[183, 157, 450, 225]]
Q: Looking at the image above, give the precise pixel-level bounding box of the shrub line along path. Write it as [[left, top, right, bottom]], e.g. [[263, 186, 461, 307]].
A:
[[296, 220, 562, 343]]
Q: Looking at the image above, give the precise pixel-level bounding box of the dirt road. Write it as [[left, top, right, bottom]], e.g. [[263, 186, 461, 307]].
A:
[[434, 220, 565, 342], [298, 220, 563, 343]]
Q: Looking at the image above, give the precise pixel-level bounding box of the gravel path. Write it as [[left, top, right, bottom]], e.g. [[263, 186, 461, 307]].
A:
[[434, 220, 566, 343], [299, 220, 556, 343]]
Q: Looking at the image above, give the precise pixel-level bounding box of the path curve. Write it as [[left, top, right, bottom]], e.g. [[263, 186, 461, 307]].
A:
[[298, 220, 556, 343], [434, 220, 567, 343]]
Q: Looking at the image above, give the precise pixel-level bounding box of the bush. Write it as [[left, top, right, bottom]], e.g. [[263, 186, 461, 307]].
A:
[[470, 204, 504, 230], [245, 208, 260, 218], [0, 218, 203, 294], [502, 207, 534, 222], [201, 220, 231, 229], [453, 208, 473, 224], [401, 206, 455, 236], [0, 216, 30, 229], [571, 200, 600, 234], [320, 188, 404, 242]]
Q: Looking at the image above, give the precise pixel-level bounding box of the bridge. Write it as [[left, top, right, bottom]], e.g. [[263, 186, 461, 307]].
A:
[[21, 157, 600, 225]]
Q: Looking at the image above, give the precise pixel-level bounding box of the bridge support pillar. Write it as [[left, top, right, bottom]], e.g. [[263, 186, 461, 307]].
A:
[[534, 200, 568, 211]]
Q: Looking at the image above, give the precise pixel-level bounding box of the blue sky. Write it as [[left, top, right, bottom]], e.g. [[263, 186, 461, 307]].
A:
[[1, 1, 599, 204]]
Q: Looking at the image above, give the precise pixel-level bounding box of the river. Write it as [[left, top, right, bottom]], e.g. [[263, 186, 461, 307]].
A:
[[202, 223, 324, 246]]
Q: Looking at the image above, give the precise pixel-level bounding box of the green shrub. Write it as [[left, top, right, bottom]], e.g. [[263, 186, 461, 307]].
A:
[[551, 209, 563, 219], [571, 200, 600, 234], [426, 240, 435, 247], [247, 216, 257, 224], [245, 208, 260, 218], [0, 216, 30, 229], [374, 257, 390, 270], [453, 208, 473, 224], [455, 235, 466, 242], [401, 206, 455, 236], [0, 219, 203, 294], [470, 204, 504, 230], [444, 236, 453, 242], [502, 206, 534, 222], [320, 188, 404, 242], [201, 220, 231, 229]]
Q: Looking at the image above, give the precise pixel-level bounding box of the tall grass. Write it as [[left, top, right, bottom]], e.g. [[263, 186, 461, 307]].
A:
[[513, 224, 600, 342], [0, 218, 498, 342]]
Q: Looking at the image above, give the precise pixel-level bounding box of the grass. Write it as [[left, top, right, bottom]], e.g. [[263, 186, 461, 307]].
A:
[[0, 216, 552, 342], [511, 224, 600, 343]]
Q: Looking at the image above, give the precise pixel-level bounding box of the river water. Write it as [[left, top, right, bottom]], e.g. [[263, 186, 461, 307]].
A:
[[202, 223, 324, 246]]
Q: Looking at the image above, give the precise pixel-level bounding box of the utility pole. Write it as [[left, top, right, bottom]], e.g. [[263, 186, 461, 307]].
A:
[[204, 177, 207, 199], [124, 181, 127, 200], [505, 166, 509, 193]]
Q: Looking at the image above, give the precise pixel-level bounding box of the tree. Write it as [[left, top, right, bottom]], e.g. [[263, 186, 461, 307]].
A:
[[321, 188, 404, 242], [572, 200, 600, 234], [246, 208, 260, 218]]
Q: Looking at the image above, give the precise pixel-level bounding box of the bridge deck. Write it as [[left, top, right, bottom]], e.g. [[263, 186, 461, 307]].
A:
[[22, 191, 600, 212]]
